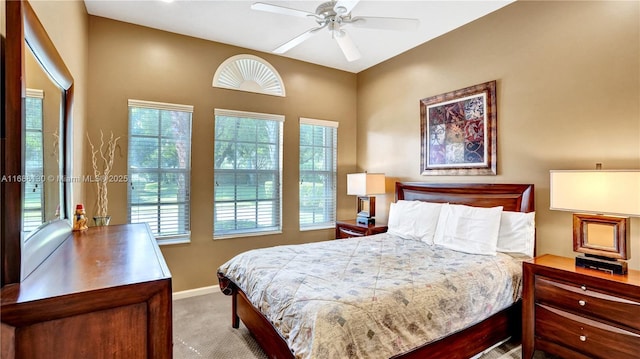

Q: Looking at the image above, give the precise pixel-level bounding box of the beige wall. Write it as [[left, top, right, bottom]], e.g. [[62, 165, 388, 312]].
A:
[[29, 0, 89, 208], [87, 16, 358, 291], [357, 1, 640, 269], [71, 0, 639, 291]]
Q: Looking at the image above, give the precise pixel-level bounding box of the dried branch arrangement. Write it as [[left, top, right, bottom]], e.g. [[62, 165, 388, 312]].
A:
[[87, 130, 121, 218]]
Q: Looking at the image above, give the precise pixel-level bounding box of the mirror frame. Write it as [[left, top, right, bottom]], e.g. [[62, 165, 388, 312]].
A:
[[2, 0, 74, 286]]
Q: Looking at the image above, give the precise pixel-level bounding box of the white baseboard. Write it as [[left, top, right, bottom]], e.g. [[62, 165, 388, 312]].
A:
[[172, 285, 219, 300]]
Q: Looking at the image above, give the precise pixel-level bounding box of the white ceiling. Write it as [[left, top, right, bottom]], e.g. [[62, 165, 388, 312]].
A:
[[84, 0, 515, 73]]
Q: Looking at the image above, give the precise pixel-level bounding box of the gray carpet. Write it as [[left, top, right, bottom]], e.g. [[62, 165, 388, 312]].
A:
[[173, 292, 550, 359], [173, 291, 267, 359]]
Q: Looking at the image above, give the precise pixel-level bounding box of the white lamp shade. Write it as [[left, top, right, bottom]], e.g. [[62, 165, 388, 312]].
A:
[[550, 170, 640, 217], [347, 173, 385, 196]]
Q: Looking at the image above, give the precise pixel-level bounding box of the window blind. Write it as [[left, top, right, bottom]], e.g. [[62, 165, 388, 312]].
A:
[[127, 99, 193, 243], [214, 109, 284, 238], [23, 90, 45, 232], [299, 117, 338, 230]]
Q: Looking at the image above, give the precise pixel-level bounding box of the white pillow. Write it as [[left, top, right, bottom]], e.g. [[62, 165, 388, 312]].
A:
[[497, 211, 536, 257], [434, 204, 503, 255], [387, 200, 444, 244]]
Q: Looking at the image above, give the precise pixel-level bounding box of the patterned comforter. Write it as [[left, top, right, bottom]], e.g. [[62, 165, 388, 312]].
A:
[[218, 233, 525, 359]]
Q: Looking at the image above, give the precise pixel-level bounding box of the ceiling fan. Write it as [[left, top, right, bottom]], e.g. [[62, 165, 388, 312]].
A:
[[251, 0, 420, 62]]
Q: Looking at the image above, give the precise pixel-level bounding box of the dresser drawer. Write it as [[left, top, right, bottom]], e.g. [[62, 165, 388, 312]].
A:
[[535, 304, 640, 359], [535, 276, 640, 330]]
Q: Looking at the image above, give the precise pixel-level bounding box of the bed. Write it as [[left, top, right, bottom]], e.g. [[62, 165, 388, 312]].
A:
[[218, 182, 535, 359]]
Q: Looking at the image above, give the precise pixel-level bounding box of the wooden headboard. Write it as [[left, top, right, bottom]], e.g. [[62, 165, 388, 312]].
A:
[[396, 182, 535, 213]]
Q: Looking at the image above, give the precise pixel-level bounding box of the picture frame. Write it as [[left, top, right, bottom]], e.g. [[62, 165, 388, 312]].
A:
[[420, 80, 497, 175], [356, 196, 375, 219], [573, 213, 629, 260], [355, 195, 376, 225]]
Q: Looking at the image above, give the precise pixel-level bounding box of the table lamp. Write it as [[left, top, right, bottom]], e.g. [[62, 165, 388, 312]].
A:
[[550, 169, 640, 274], [347, 173, 385, 225]]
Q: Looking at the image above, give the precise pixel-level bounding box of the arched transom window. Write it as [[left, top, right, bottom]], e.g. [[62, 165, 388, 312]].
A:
[[212, 54, 285, 97]]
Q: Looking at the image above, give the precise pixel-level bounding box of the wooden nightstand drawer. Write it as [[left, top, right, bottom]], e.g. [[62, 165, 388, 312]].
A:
[[335, 220, 387, 239], [535, 276, 640, 330], [337, 226, 366, 238], [522, 255, 640, 359], [535, 304, 640, 359]]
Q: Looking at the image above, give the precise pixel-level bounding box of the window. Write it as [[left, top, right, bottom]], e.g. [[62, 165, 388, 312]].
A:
[[299, 118, 338, 230], [23, 89, 45, 232], [214, 109, 284, 238], [127, 99, 193, 244], [212, 54, 286, 97]]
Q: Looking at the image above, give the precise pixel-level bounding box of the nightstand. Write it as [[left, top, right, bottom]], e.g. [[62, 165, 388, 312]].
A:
[[335, 219, 387, 239], [522, 254, 640, 359]]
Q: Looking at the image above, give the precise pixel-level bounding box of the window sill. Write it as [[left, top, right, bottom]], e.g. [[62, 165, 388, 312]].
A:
[[213, 230, 282, 240], [300, 224, 335, 232], [157, 237, 191, 246]]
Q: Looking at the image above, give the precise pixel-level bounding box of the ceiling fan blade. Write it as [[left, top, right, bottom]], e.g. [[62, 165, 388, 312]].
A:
[[350, 16, 420, 31], [333, 0, 360, 15], [251, 2, 316, 18], [334, 30, 361, 62], [273, 27, 323, 54]]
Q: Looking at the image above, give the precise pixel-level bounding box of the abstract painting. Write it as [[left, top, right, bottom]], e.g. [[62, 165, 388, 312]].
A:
[[420, 81, 497, 175]]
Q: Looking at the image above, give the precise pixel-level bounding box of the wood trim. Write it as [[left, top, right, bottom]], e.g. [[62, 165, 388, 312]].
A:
[[396, 182, 535, 213], [148, 282, 173, 359], [522, 260, 536, 359], [2, 0, 25, 287], [1, 280, 169, 326]]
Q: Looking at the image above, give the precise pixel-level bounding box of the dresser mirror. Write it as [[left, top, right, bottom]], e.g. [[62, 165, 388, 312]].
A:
[[23, 42, 64, 234], [2, 0, 74, 285]]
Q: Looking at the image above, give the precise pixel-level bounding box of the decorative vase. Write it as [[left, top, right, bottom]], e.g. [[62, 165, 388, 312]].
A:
[[93, 215, 111, 226]]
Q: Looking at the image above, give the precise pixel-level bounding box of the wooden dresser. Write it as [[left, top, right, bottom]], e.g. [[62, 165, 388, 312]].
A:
[[522, 254, 640, 359], [1, 224, 172, 358], [335, 219, 388, 239]]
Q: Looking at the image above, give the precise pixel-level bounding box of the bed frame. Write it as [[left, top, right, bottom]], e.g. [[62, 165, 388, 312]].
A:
[[218, 182, 535, 359]]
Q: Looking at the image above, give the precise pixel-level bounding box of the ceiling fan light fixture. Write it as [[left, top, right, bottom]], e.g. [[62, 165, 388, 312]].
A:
[[333, 0, 360, 15]]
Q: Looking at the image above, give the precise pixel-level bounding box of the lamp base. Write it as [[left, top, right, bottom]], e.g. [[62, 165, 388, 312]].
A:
[[356, 216, 375, 226], [575, 255, 627, 275]]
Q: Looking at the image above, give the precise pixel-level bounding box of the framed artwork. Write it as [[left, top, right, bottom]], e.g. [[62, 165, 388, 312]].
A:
[[420, 80, 497, 175], [573, 213, 629, 260]]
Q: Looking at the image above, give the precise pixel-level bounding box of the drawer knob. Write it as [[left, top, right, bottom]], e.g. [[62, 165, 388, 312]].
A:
[[578, 300, 586, 306], [579, 335, 587, 342], [581, 285, 587, 291]]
